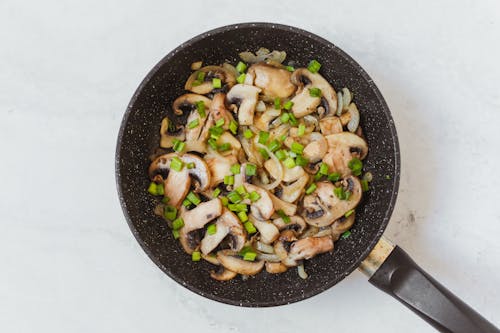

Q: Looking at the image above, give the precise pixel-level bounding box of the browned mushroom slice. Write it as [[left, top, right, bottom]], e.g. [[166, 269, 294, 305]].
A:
[[200, 209, 245, 255], [272, 215, 306, 235], [279, 174, 309, 203], [172, 93, 211, 116], [210, 267, 238, 281], [331, 212, 356, 241], [209, 93, 235, 130], [249, 215, 279, 244], [185, 66, 236, 95], [302, 133, 328, 163], [265, 262, 288, 274], [324, 132, 368, 176], [244, 183, 274, 220], [284, 236, 334, 267], [253, 107, 281, 131], [205, 154, 238, 187], [319, 116, 343, 135], [246, 63, 296, 99], [217, 250, 264, 275], [164, 168, 191, 208], [302, 178, 362, 227], [226, 84, 261, 125], [159, 117, 185, 148], [268, 191, 297, 216], [181, 154, 210, 192], [273, 230, 297, 263]]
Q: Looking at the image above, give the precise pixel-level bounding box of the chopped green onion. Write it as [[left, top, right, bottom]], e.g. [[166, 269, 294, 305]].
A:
[[235, 185, 246, 195], [172, 217, 184, 230], [187, 118, 199, 129], [307, 59, 321, 73], [161, 196, 170, 204], [277, 209, 291, 224], [212, 188, 221, 198], [218, 143, 231, 152], [283, 157, 296, 169], [345, 209, 355, 218], [291, 142, 304, 155], [328, 172, 341, 182], [274, 97, 281, 110], [243, 129, 254, 139], [314, 172, 323, 181], [227, 191, 242, 204], [283, 100, 294, 110], [245, 163, 257, 176], [341, 230, 351, 239], [209, 126, 224, 139], [172, 229, 180, 239], [215, 118, 225, 127], [285, 65, 295, 72], [295, 155, 309, 167], [288, 151, 297, 158], [243, 221, 257, 234], [249, 191, 261, 202], [305, 183, 317, 194], [288, 113, 298, 126], [186, 162, 195, 169], [348, 158, 363, 176], [275, 149, 287, 161], [186, 191, 201, 205], [319, 162, 329, 175], [196, 71, 206, 82], [236, 61, 247, 73], [280, 112, 290, 123], [258, 131, 269, 144], [164, 205, 177, 220], [344, 191, 352, 200], [182, 199, 192, 207], [236, 73, 246, 84], [267, 139, 281, 152], [279, 134, 287, 142], [212, 78, 222, 88], [229, 120, 238, 135], [220, 196, 229, 206], [228, 203, 248, 212], [195, 101, 206, 118], [207, 223, 217, 235], [170, 157, 184, 172], [207, 138, 218, 150], [259, 148, 270, 160], [334, 186, 345, 200], [148, 182, 159, 195], [385, 175, 391, 180], [172, 139, 185, 153], [243, 251, 257, 261], [238, 211, 249, 222], [297, 123, 306, 136], [309, 87, 322, 97], [230, 164, 241, 174], [224, 175, 234, 185], [361, 179, 369, 192], [192, 251, 201, 261]]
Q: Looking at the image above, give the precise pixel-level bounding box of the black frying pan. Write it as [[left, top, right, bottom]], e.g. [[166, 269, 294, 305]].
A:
[[115, 23, 499, 332]]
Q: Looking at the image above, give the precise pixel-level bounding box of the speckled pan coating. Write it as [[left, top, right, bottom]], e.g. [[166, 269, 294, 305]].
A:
[[116, 23, 400, 307]]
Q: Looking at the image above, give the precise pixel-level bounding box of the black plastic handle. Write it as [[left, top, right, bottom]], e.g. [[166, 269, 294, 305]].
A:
[[369, 246, 499, 333]]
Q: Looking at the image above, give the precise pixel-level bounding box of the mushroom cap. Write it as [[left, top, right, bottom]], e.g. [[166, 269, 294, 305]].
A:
[[279, 174, 309, 203], [302, 133, 328, 163], [265, 262, 288, 274], [210, 267, 238, 281], [226, 84, 261, 125], [247, 63, 296, 99], [302, 178, 362, 227], [185, 66, 236, 95], [324, 132, 368, 176], [159, 117, 185, 148], [272, 215, 306, 234], [200, 209, 245, 255], [217, 250, 264, 275], [181, 154, 211, 192], [285, 236, 334, 266], [209, 93, 235, 131], [172, 93, 211, 116], [205, 154, 238, 187], [331, 212, 356, 241], [244, 183, 275, 220], [268, 191, 297, 216]]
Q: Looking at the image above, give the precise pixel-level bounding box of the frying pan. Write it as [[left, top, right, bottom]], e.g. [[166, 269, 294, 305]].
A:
[[115, 23, 499, 332]]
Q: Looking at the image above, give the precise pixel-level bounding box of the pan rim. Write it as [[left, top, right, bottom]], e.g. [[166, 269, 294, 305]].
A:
[[115, 22, 401, 307]]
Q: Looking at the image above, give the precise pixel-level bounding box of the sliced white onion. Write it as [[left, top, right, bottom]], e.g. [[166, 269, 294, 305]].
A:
[[336, 91, 343, 116], [239, 48, 287, 64], [342, 87, 352, 110], [222, 62, 238, 78], [256, 241, 275, 254], [257, 253, 281, 262], [254, 143, 283, 190], [297, 264, 308, 279], [256, 100, 266, 112], [347, 103, 360, 132]]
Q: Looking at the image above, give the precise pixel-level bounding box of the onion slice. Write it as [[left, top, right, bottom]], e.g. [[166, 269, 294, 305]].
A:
[[254, 143, 283, 190]]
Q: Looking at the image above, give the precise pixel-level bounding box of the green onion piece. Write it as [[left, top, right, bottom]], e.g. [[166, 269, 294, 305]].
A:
[[258, 131, 270, 144], [230, 164, 241, 175], [283, 157, 296, 169], [314, 172, 323, 181], [267, 139, 281, 152], [305, 183, 317, 195], [235, 185, 246, 195], [277, 209, 291, 224], [344, 191, 352, 200], [334, 187, 345, 200], [243, 251, 257, 261], [196, 71, 206, 82], [328, 172, 341, 182], [236, 61, 247, 73], [209, 126, 224, 139], [172, 217, 184, 230], [170, 157, 184, 172], [187, 118, 199, 129], [319, 162, 329, 175], [297, 123, 306, 136], [361, 179, 369, 192], [212, 188, 221, 198], [238, 211, 249, 222], [207, 223, 217, 235], [172, 229, 180, 239], [345, 209, 355, 218], [295, 155, 309, 167], [341, 230, 351, 239], [249, 191, 261, 202], [224, 175, 234, 185], [291, 142, 304, 155], [243, 129, 254, 139], [245, 163, 257, 176], [285, 65, 295, 72], [239, 246, 253, 256], [288, 113, 298, 126], [229, 120, 238, 135], [186, 162, 195, 169], [259, 148, 270, 160], [220, 196, 229, 206], [309, 87, 322, 97], [218, 143, 231, 152], [307, 59, 321, 73], [212, 78, 222, 88], [385, 175, 391, 180], [348, 157, 363, 176], [279, 134, 287, 142], [186, 191, 201, 205], [280, 112, 290, 123], [275, 149, 287, 161], [283, 100, 294, 110], [192, 251, 201, 261], [182, 199, 192, 207], [207, 138, 218, 150], [172, 139, 185, 153], [236, 73, 246, 84], [227, 191, 242, 204], [228, 203, 248, 212], [147, 182, 158, 195], [215, 118, 225, 127], [243, 221, 257, 234], [274, 97, 281, 110], [195, 101, 206, 118], [161, 196, 170, 204], [164, 205, 177, 220]]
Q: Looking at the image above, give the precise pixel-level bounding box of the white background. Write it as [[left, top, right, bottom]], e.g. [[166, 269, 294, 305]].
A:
[[1, 1, 499, 332]]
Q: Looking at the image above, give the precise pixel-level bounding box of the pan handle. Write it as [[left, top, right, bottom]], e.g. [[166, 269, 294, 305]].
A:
[[359, 237, 499, 333]]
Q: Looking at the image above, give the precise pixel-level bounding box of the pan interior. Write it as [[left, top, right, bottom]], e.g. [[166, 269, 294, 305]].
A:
[[116, 23, 400, 307]]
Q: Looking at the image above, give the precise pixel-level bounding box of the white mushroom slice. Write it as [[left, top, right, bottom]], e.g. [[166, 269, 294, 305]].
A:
[[290, 88, 321, 118], [202, 253, 220, 265], [216, 132, 241, 156], [331, 212, 356, 241], [185, 66, 236, 94], [201, 209, 245, 255], [226, 84, 261, 125], [319, 116, 343, 135], [183, 97, 213, 153], [209, 93, 235, 131], [159, 117, 185, 148], [247, 63, 296, 99], [273, 215, 307, 234], [217, 250, 264, 275], [324, 132, 368, 176], [206, 154, 238, 186], [265, 262, 288, 274], [285, 236, 334, 267], [244, 183, 274, 220], [210, 268, 238, 281], [265, 159, 304, 183], [273, 230, 297, 264], [172, 93, 211, 116], [253, 107, 280, 131], [268, 192, 297, 216], [302, 178, 362, 227], [181, 154, 211, 192], [249, 215, 279, 244], [164, 168, 191, 208], [280, 174, 309, 203], [290, 68, 337, 118], [302, 133, 328, 163]]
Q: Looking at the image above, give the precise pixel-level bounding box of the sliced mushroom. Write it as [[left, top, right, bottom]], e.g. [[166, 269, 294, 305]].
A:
[[184, 109, 212, 154], [319, 116, 343, 135], [244, 183, 274, 220], [273, 215, 306, 235], [324, 132, 368, 176], [268, 191, 297, 216], [279, 174, 309, 203], [265, 159, 304, 183], [172, 93, 211, 116], [159, 117, 185, 148], [246, 63, 296, 99], [302, 133, 328, 163], [290, 68, 337, 118], [210, 267, 238, 281], [209, 93, 235, 131], [205, 154, 238, 187], [265, 262, 288, 274], [249, 215, 279, 244], [202, 253, 220, 265], [253, 106, 280, 131], [302, 178, 362, 227], [185, 66, 236, 95], [181, 154, 210, 192], [285, 236, 334, 266], [273, 230, 297, 263], [215, 132, 241, 156], [331, 212, 356, 241], [217, 250, 264, 275], [200, 209, 245, 254], [226, 84, 261, 125]]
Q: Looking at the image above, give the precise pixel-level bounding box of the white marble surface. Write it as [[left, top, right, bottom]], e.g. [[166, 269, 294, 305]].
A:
[[1, 0, 499, 332]]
